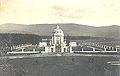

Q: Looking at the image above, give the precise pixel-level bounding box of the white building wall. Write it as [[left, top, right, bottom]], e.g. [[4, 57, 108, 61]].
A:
[[41, 46, 49, 53], [40, 25, 73, 53], [70, 42, 77, 47], [39, 42, 47, 47]]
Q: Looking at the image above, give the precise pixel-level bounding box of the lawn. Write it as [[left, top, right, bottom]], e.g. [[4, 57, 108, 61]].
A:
[[0, 55, 119, 76]]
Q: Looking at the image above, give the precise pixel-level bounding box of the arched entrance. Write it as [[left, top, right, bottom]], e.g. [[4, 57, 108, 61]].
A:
[[55, 44, 61, 53]]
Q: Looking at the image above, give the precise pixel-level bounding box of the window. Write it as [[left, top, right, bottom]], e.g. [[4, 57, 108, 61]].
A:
[[57, 41, 59, 44], [64, 48, 66, 52], [51, 48, 53, 52]]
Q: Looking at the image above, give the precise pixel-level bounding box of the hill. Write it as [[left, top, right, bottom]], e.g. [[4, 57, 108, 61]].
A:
[[0, 23, 120, 39]]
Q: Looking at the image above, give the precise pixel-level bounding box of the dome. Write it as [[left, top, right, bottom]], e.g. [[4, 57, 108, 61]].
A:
[[53, 25, 63, 34]]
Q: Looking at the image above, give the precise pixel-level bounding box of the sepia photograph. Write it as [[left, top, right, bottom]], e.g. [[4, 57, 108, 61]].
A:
[[0, 0, 120, 76]]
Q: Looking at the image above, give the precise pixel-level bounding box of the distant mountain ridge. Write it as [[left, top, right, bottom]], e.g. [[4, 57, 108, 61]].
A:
[[0, 23, 120, 39]]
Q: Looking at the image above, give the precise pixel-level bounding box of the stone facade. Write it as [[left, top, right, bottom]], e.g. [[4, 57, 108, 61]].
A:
[[40, 25, 73, 53]]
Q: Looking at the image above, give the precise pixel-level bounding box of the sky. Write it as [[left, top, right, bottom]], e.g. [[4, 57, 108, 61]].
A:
[[0, 0, 120, 26]]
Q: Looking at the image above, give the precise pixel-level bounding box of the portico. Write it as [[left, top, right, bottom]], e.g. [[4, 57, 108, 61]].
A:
[[40, 25, 73, 53]]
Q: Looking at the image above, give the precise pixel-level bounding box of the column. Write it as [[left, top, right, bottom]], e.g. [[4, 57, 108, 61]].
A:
[[22, 48, 24, 52], [70, 46, 73, 53], [33, 49, 36, 52], [82, 48, 84, 52], [53, 44, 56, 52], [104, 48, 106, 51], [111, 47, 114, 50], [116, 48, 118, 52], [93, 48, 95, 52]]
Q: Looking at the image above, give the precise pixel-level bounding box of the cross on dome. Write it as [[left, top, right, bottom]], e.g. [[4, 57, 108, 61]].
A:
[[56, 25, 60, 29], [53, 25, 64, 35]]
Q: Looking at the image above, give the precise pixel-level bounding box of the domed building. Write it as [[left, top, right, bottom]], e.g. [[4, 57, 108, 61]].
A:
[[40, 25, 73, 53]]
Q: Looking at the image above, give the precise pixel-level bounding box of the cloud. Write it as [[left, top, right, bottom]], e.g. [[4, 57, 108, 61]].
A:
[[0, 0, 120, 26], [52, 5, 92, 18], [52, 6, 65, 17]]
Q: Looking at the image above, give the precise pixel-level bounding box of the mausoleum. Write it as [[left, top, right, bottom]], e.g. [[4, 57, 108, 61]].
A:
[[39, 25, 73, 53]]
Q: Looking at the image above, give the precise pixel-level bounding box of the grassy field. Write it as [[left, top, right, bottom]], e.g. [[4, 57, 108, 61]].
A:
[[0, 55, 120, 76]]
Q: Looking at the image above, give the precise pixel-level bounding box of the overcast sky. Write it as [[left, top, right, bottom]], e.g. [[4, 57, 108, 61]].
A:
[[0, 0, 120, 26]]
